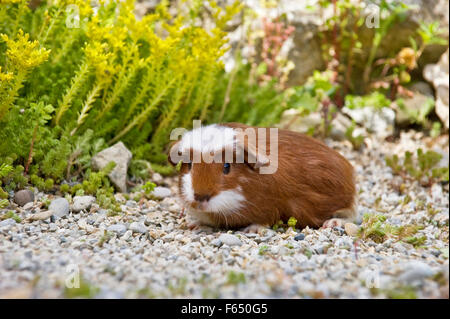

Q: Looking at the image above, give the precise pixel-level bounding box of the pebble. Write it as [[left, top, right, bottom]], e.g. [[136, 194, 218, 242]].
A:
[[14, 190, 34, 206], [344, 223, 359, 237], [72, 196, 96, 213], [107, 223, 127, 236], [27, 210, 53, 221], [151, 186, 172, 199], [294, 233, 305, 241], [49, 198, 70, 219], [129, 222, 148, 234], [211, 239, 223, 247], [0, 218, 16, 228], [218, 233, 242, 246], [399, 261, 436, 283]]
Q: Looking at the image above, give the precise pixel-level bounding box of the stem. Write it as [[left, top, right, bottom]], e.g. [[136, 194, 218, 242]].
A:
[[0, 70, 27, 121], [54, 61, 90, 125], [110, 75, 179, 144], [24, 123, 38, 175], [70, 83, 103, 136]]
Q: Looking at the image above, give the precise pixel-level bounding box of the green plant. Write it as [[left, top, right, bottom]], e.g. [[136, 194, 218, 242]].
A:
[[1, 210, 21, 223], [64, 276, 99, 299], [0, 0, 242, 192], [359, 213, 424, 244], [226, 271, 246, 285], [258, 245, 270, 256], [386, 149, 449, 185]]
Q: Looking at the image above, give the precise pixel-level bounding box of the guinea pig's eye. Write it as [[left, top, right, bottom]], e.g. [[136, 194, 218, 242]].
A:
[[223, 163, 230, 175]]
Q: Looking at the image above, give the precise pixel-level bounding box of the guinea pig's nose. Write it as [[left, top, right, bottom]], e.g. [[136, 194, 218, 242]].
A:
[[194, 193, 211, 202]]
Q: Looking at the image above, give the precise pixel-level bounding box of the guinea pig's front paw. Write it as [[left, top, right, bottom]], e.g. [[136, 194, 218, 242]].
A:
[[186, 221, 202, 230], [321, 218, 346, 229]]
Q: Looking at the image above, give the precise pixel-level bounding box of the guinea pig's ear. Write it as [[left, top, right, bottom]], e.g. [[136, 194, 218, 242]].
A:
[[235, 130, 270, 170], [167, 140, 181, 166]]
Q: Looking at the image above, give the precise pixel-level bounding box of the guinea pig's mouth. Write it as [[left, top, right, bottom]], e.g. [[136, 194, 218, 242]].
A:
[[183, 188, 247, 215]]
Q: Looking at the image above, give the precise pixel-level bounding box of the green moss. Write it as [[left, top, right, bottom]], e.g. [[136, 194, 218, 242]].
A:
[[64, 277, 99, 299], [258, 245, 270, 256], [226, 271, 246, 285], [1, 210, 21, 223], [359, 213, 423, 244]]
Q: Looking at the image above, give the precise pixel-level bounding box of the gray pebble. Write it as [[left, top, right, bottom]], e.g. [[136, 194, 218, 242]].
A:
[[49, 198, 70, 219], [14, 189, 34, 206], [72, 195, 96, 213], [129, 222, 148, 234], [218, 233, 242, 246], [108, 223, 127, 236], [151, 186, 172, 199]]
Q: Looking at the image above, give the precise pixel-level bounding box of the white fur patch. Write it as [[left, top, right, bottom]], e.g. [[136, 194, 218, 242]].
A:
[[179, 124, 235, 153], [203, 187, 246, 215], [181, 173, 194, 202]]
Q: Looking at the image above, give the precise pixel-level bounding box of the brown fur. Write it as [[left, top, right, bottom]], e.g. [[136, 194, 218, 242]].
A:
[[171, 122, 357, 229]]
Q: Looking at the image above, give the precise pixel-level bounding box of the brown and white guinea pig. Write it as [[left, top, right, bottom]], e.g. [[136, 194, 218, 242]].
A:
[[168, 122, 357, 230]]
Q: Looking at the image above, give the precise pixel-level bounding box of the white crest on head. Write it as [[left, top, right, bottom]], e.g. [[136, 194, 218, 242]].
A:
[[179, 124, 236, 154]]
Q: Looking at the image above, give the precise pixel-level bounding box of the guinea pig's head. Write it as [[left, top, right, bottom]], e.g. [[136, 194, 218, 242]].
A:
[[167, 124, 269, 214]]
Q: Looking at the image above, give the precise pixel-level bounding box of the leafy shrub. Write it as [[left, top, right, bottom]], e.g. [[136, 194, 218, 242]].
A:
[[0, 0, 241, 190]]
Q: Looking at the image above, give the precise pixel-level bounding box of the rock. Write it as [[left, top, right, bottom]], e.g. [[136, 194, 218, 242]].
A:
[[294, 233, 305, 241], [49, 198, 70, 219], [424, 49, 449, 129], [91, 141, 132, 193], [129, 222, 148, 234], [72, 196, 96, 213], [218, 233, 242, 246], [22, 202, 34, 211], [152, 173, 163, 184], [344, 223, 359, 237], [0, 218, 16, 228], [394, 88, 435, 126], [151, 186, 172, 199], [72, 196, 95, 213], [330, 112, 353, 140], [27, 210, 53, 222], [14, 189, 34, 206], [107, 223, 127, 236], [399, 261, 436, 283], [342, 106, 395, 139], [278, 109, 322, 133], [211, 238, 223, 247]]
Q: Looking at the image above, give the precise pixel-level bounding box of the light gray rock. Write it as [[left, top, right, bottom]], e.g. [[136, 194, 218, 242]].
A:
[[49, 198, 70, 219], [107, 223, 127, 236], [14, 189, 34, 207], [424, 49, 449, 129], [72, 196, 96, 213], [211, 239, 223, 247], [151, 186, 172, 199], [399, 261, 436, 283], [218, 233, 242, 246], [0, 218, 16, 228], [129, 222, 148, 234], [91, 141, 132, 193], [278, 109, 322, 133], [342, 106, 395, 139]]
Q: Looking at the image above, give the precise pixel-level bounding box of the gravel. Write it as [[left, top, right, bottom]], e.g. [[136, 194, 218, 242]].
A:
[[0, 131, 448, 298]]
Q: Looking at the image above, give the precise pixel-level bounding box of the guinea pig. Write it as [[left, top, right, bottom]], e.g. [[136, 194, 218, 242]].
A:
[[168, 122, 357, 230]]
